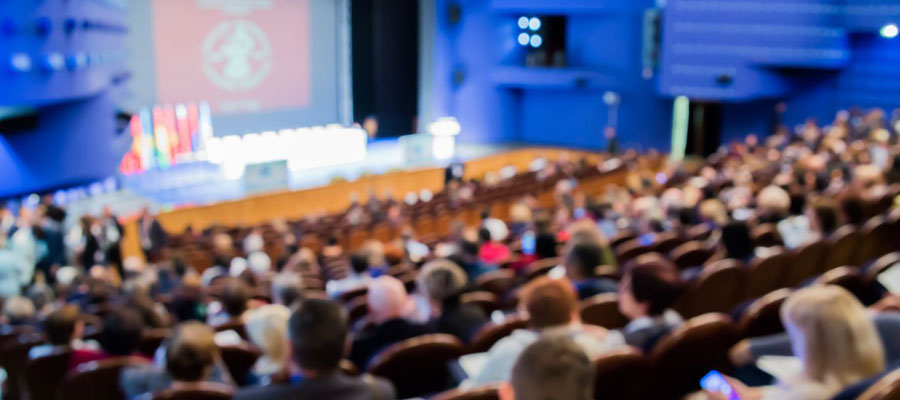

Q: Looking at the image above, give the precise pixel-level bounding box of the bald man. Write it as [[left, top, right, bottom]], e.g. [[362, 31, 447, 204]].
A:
[[348, 276, 434, 368]]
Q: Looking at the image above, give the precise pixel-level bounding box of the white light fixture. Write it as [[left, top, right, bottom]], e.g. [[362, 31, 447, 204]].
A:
[[517, 32, 530, 46], [529, 34, 543, 48], [517, 16, 529, 29], [529, 17, 542, 31], [427, 117, 461, 160], [881, 23, 899, 39]]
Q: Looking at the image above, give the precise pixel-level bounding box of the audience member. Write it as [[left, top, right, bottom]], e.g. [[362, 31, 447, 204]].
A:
[[326, 252, 372, 298], [500, 336, 595, 400], [271, 272, 303, 307], [478, 227, 511, 266], [70, 308, 148, 370], [709, 286, 885, 400], [234, 299, 395, 400], [564, 242, 618, 300], [29, 304, 98, 358], [466, 277, 623, 386], [348, 276, 434, 368], [415, 259, 488, 342], [245, 304, 291, 385], [2, 295, 35, 326], [614, 260, 685, 351], [209, 278, 251, 327]]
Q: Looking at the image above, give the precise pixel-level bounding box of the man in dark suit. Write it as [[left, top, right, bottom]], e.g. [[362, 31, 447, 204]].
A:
[[348, 276, 433, 369], [137, 207, 168, 262], [234, 299, 395, 400], [617, 260, 686, 352], [563, 242, 618, 300]]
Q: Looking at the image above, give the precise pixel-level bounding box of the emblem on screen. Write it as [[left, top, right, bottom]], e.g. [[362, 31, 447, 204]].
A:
[[202, 19, 272, 92], [196, 0, 273, 15]]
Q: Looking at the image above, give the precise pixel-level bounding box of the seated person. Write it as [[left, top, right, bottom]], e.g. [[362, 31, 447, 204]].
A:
[[234, 299, 395, 400], [563, 242, 618, 300], [348, 276, 434, 368], [2, 295, 36, 328], [415, 259, 488, 342], [208, 278, 250, 328], [270, 273, 303, 308], [708, 286, 885, 400], [500, 336, 595, 400], [720, 221, 756, 264], [449, 239, 493, 280], [69, 309, 149, 371], [466, 277, 623, 386], [614, 260, 685, 352], [731, 310, 900, 367], [478, 227, 511, 266], [326, 253, 372, 299], [244, 304, 291, 385], [121, 321, 234, 399], [29, 305, 99, 359]]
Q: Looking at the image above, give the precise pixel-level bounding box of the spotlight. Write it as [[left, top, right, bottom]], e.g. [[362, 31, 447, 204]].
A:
[[529, 17, 541, 31], [881, 23, 899, 39], [518, 16, 529, 29], [518, 32, 530, 46], [529, 34, 543, 48]]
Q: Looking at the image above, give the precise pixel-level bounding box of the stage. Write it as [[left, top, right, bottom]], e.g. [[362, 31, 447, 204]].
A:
[[119, 139, 520, 210]]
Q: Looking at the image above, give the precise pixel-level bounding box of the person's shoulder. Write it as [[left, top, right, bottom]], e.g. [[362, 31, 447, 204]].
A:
[[234, 382, 298, 400]]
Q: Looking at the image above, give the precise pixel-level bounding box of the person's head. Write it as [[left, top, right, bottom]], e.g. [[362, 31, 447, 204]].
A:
[[840, 195, 865, 226], [808, 198, 840, 235], [245, 305, 291, 371], [367, 276, 411, 324], [564, 242, 604, 281], [289, 299, 348, 373], [220, 278, 251, 317], [782, 286, 885, 387], [478, 227, 493, 244], [756, 185, 791, 220], [271, 273, 303, 307], [3, 296, 35, 326], [166, 322, 219, 382], [721, 220, 754, 261], [99, 309, 145, 356], [618, 260, 684, 319], [44, 305, 82, 346], [698, 199, 727, 226], [417, 259, 468, 304], [535, 232, 558, 260], [247, 251, 272, 276], [350, 252, 370, 275], [171, 286, 207, 323], [504, 336, 595, 400], [520, 277, 579, 330]]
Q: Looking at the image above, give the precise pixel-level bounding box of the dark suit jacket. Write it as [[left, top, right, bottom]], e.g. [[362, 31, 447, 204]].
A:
[[623, 321, 676, 353], [435, 301, 488, 343], [233, 372, 395, 400], [574, 278, 619, 300], [140, 219, 168, 261], [349, 319, 434, 369]]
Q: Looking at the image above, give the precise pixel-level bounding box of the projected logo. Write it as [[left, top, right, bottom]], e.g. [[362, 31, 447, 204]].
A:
[[202, 20, 272, 92]]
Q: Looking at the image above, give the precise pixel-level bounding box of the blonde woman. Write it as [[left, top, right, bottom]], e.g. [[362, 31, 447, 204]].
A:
[[710, 286, 885, 400], [244, 304, 291, 385]]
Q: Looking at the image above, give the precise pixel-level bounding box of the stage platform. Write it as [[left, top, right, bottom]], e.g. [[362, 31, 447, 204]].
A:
[[119, 139, 521, 209]]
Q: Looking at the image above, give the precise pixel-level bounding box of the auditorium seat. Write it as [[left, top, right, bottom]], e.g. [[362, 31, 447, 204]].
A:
[[856, 367, 900, 400], [339, 359, 361, 376], [592, 347, 650, 400], [338, 287, 369, 304], [614, 239, 653, 266], [675, 260, 746, 319], [59, 356, 149, 400], [865, 252, 900, 293], [744, 250, 791, 299], [858, 216, 899, 266], [751, 224, 784, 248], [737, 288, 790, 338], [460, 291, 501, 316], [523, 257, 561, 282], [346, 296, 370, 326], [579, 293, 629, 330], [430, 385, 500, 400], [0, 331, 45, 399], [669, 241, 715, 271], [816, 266, 871, 303], [151, 382, 235, 400], [25, 347, 72, 400], [784, 240, 828, 287], [366, 334, 464, 399], [823, 226, 863, 272], [651, 232, 686, 256], [648, 313, 738, 400], [466, 316, 528, 354], [138, 328, 171, 357], [475, 270, 517, 299], [219, 342, 261, 387], [213, 319, 248, 340], [610, 232, 638, 250]]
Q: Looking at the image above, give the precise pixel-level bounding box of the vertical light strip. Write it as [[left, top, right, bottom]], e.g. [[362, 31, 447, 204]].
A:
[[337, 0, 353, 126], [671, 95, 690, 161]]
